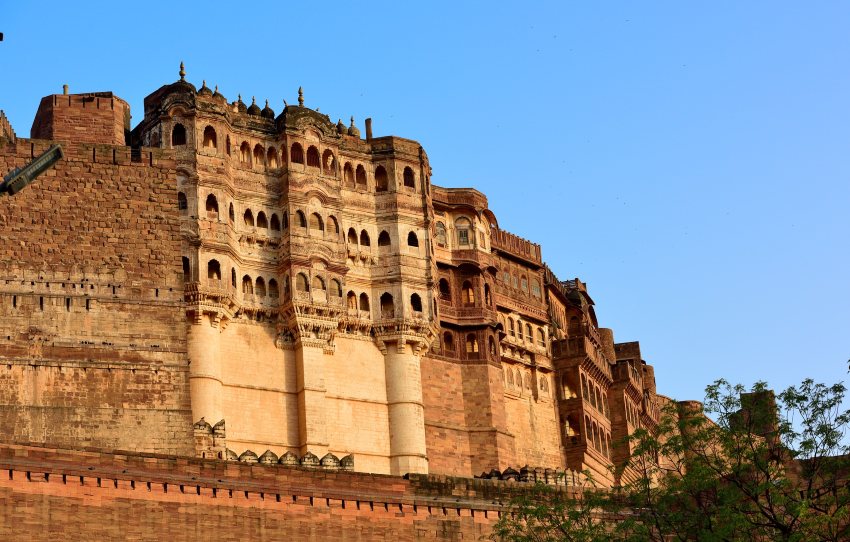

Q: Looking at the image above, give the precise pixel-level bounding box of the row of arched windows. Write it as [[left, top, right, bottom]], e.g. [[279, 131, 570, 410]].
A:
[[346, 228, 419, 250], [174, 124, 420, 192], [500, 269, 542, 300], [180, 193, 289, 233], [205, 260, 284, 300], [581, 373, 610, 418], [505, 316, 547, 347], [585, 415, 612, 459], [292, 272, 343, 297]]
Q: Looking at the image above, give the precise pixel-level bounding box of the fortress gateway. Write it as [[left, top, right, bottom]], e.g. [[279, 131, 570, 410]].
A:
[[0, 67, 686, 539]]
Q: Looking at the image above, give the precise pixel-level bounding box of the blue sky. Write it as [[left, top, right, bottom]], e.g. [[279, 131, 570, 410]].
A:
[[1, 1, 848, 403]]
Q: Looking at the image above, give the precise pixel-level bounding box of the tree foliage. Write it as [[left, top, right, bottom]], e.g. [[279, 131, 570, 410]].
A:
[[493, 379, 850, 542]]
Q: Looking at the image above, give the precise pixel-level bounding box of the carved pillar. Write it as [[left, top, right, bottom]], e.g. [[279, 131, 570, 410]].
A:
[[188, 313, 222, 425], [377, 331, 430, 475]]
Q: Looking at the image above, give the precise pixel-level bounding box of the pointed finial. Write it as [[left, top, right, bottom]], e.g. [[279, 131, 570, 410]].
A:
[[202, 79, 207, 88], [214, 85, 219, 92], [238, 93, 242, 102], [283, 99, 288, 107], [179, 61, 185, 81], [298, 86, 304, 107], [350, 115, 355, 126], [265, 99, 269, 107], [252, 96, 256, 105]]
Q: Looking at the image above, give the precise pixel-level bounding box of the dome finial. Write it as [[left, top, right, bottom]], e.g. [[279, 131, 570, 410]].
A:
[[179, 61, 186, 81], [350, 115, 355, 126], [298, 86, 304, 107], [265, 99, 269, 107]]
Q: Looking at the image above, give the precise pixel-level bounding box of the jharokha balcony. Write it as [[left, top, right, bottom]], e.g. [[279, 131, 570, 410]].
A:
[[490, 228, 542, 267]]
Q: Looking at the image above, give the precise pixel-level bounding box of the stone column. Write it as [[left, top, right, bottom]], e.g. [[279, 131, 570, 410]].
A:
[[295, 339, 329, 457], [383, 339, 429, 475], [188, 313, 222, 425]]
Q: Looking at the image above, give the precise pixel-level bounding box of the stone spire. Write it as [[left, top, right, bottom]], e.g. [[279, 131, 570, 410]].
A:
[[179, 61, 186, 81], [298, 86, 304, 107]]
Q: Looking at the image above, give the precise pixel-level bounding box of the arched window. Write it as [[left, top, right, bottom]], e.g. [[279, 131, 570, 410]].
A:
[[455, 217, 472, 247], [242, 275, 253, 295], [267, 147, 279, 168], [172, 123, 186, 146], [378, 231, 391, 249], [521, 275, 528, 292], [508, 318, 515, 337], [255, 277, 266, 297], [462, 281, 475, 305], [296, 211, 306, 228], [330, 279, 342, 297], [531, 279, 542, 299], [205, 194, 219, 217], [355, 165, 367, 187], [507, 367, 514, 386], [231, 268, 236, 288], [410, 293, 422, 313], [484, 283, 491, 306], [253, 144, 265, 167], [488, 336, 496, 356], [290, 142, 304, 164], [443, 331, 454, 352], [516, 369, 523, 390], [243, 209, 254, 227], [375, 165, 388, 192], [256, 211, 268, 229], [207, 259, 221, 281], [466, 334, 479, 354], [240, 142, 251, 165], [347, 228, 358, 245], [295, 273, 309, 292], [347, 291, 357, 310], [435, 222, 447, 247], [359, 293, 370, 311], [283, 275, 291, 298], [312, 275, 326, 291], [525, 323, 533, 341], [360, 230, 370, 246], [309, 213, 324, 232], [380, 293, 394, 318], [203, 126, 217, 149], [343, 162, 354, 185], [438, 278, 451, 300], [517, 321, 524, 340], [177, 192, 187, 212], [269, 279, 279, 298], [403, 166, 415, 189], [407, 231, 419, 247], [328, 215, 339, 235], [225, 136, 231, 155], [228, 203, 234, 223], [581, 374, 590, 401], [322, 149, 336, 175], [306, 146, 320, 168], [538, 328, 546, 346], [270, 214, 281, 231]]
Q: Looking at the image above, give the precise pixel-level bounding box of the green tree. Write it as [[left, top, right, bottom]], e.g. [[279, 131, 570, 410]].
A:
[[493, 379, 850, 542]]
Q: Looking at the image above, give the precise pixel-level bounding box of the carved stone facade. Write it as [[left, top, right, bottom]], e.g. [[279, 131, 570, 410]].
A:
[[0, 69, 675, 486]]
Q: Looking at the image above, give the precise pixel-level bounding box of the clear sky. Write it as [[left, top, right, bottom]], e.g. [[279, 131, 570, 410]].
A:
[[1, 2, 847, 404]]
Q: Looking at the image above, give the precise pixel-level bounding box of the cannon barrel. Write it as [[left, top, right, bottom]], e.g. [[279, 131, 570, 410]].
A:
[[1, 144, 63, 196]]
